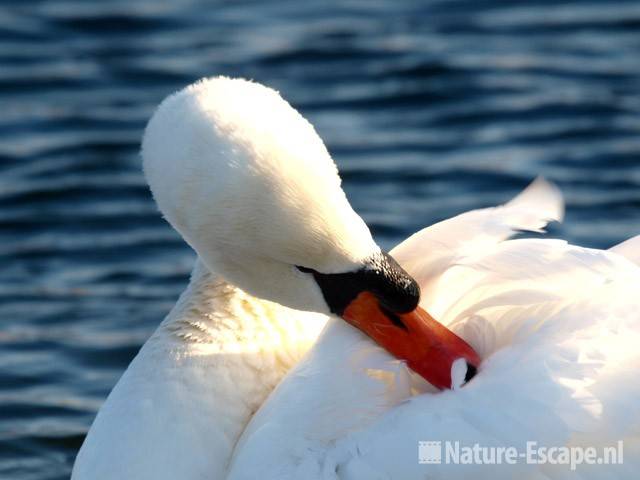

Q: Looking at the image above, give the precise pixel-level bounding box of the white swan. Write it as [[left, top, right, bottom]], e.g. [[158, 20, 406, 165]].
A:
[[71, 77, 476, 479], [227, 180, 640, 479]]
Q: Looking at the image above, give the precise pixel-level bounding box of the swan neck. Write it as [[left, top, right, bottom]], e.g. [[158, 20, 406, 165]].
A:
[[153, 257, 327, 359]]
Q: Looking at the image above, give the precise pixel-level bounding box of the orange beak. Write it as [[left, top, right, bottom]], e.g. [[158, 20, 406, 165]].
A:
[[343, 292, 480, 390]]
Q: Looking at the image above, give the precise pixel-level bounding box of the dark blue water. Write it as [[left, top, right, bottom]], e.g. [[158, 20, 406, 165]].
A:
[[1, 1, 639, 478]]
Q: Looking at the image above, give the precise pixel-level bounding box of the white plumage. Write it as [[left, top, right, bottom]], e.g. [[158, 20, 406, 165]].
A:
[[71, 261, 327, 479], [228, 179, 640, 480], [73, 76, 382, 480], [73, 77, 640, 480]]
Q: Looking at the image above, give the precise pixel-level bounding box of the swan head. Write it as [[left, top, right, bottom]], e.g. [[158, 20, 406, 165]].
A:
[[142, 76, 479, 389]]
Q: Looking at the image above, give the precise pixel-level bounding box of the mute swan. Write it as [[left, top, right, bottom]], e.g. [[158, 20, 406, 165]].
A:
[[227, 180, 640, 480], [71, 77, 477, 479]]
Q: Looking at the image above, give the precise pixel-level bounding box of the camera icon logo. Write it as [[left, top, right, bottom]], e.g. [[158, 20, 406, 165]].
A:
[[419, 441, 442, 464]]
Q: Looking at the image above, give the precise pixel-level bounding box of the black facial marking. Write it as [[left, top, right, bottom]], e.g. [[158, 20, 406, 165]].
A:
[[379, 305, 408, 331], [297, 251, 420, 316], [464, 362, 477, 383]]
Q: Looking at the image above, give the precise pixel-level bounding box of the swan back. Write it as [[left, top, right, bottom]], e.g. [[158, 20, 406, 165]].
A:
[[227, 179, 640, 479]]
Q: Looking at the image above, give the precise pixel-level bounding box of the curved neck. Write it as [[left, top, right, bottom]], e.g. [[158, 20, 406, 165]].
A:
[[150, 258, 328, 470], [154, 258, 326, 356], [73, 258, 327, 480]]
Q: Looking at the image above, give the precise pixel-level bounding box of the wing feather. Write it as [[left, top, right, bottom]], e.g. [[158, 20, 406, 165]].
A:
[[227, 181, 640, 480]]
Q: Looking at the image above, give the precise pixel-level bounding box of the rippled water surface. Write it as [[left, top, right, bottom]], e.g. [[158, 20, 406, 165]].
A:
[[1, 1, 639, 478]]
